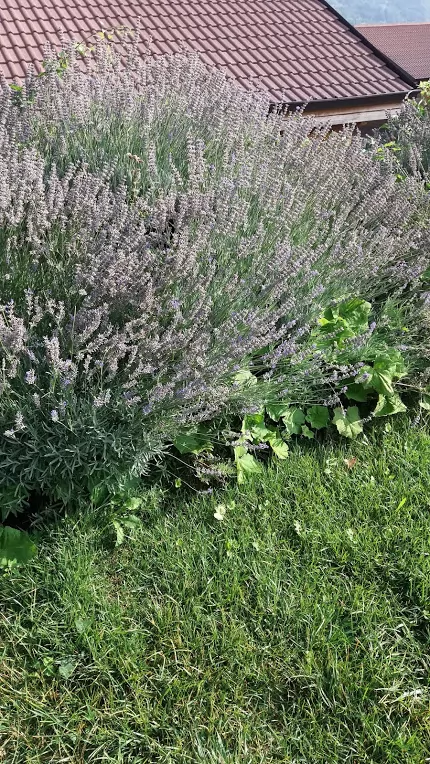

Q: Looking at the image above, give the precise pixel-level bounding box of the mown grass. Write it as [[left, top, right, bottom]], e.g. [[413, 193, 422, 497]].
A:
[[1, 419, 430, 763]]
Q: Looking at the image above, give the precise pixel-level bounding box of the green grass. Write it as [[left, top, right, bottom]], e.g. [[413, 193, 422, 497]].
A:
[[1, 420, 430, 763]]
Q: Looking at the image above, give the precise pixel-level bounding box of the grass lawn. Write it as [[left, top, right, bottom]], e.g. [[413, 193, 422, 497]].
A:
[[1, 420, 430, 763]]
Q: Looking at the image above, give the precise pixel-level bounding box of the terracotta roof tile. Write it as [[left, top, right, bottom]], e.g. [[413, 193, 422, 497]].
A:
[[0, 0, 414, 103], [357, 22, 430, 82]]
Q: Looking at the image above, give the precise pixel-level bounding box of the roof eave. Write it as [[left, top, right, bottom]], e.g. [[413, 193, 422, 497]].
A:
[[269, 88, 420, 114]]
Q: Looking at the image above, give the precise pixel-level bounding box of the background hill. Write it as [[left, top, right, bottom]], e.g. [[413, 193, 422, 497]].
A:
[[329, 0, 430, 23]]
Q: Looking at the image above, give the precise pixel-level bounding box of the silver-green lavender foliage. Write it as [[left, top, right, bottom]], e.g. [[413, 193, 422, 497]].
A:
[[383, 95, 430, 176], [0, 40, 429, 504]]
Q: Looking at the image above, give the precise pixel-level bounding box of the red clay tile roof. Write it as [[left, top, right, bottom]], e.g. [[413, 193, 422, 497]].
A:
[[357, 22, 430, 82], [0, 0, 414, 103]]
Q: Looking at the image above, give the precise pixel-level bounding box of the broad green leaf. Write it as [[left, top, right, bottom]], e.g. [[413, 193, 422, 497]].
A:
[[74, 617, 90, 634], [58, 659, 76, 680], [233, 369, 257, 387], [360, 364, 395, 397], [306, 405, 330, 430], [369, 370, 395, 397], [373, 350, 407, 379], [266, 431, 289, 459], [123, 497, 142, 511], [301, 425, 315, 439], [174, 431, 213, 455], [333, 407, 363, 439], [234, 446, 263, 484], [373, 393, 407, 418], [345, 382, 368, 402], [282, 408, 306, 435], [266, 401, 292, 422], [420, 393, 430, 411], [112, 520, 125, 546], [242, 412, 270, 442], [319, 308, 337, 325], [121, 515, 141, 531], [234, 446, 248, 460], [338, 298, 371, 334], [0, 526, 37, 568], [316, 298, 371, 347], [315, 316, 351, 346], [358, 351, 407, 399]]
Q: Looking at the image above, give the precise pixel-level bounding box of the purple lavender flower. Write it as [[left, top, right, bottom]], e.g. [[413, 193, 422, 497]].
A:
[[15, 413, 25, 430], [25, 370, 36, 385]]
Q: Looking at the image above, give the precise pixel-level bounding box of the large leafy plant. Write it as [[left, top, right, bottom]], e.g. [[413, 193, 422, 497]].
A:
[[174, 296, 425, 484]]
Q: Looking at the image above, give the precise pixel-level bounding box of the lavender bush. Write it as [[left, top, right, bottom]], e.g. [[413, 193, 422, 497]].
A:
[[1, 40, 430, 515], [382, 83, 430, 176]]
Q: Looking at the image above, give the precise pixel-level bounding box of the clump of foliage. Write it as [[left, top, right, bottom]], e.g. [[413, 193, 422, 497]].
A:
[[382, 81, 430, 176], [1, 39, 430, 553], [175, 296, 430, 486]]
